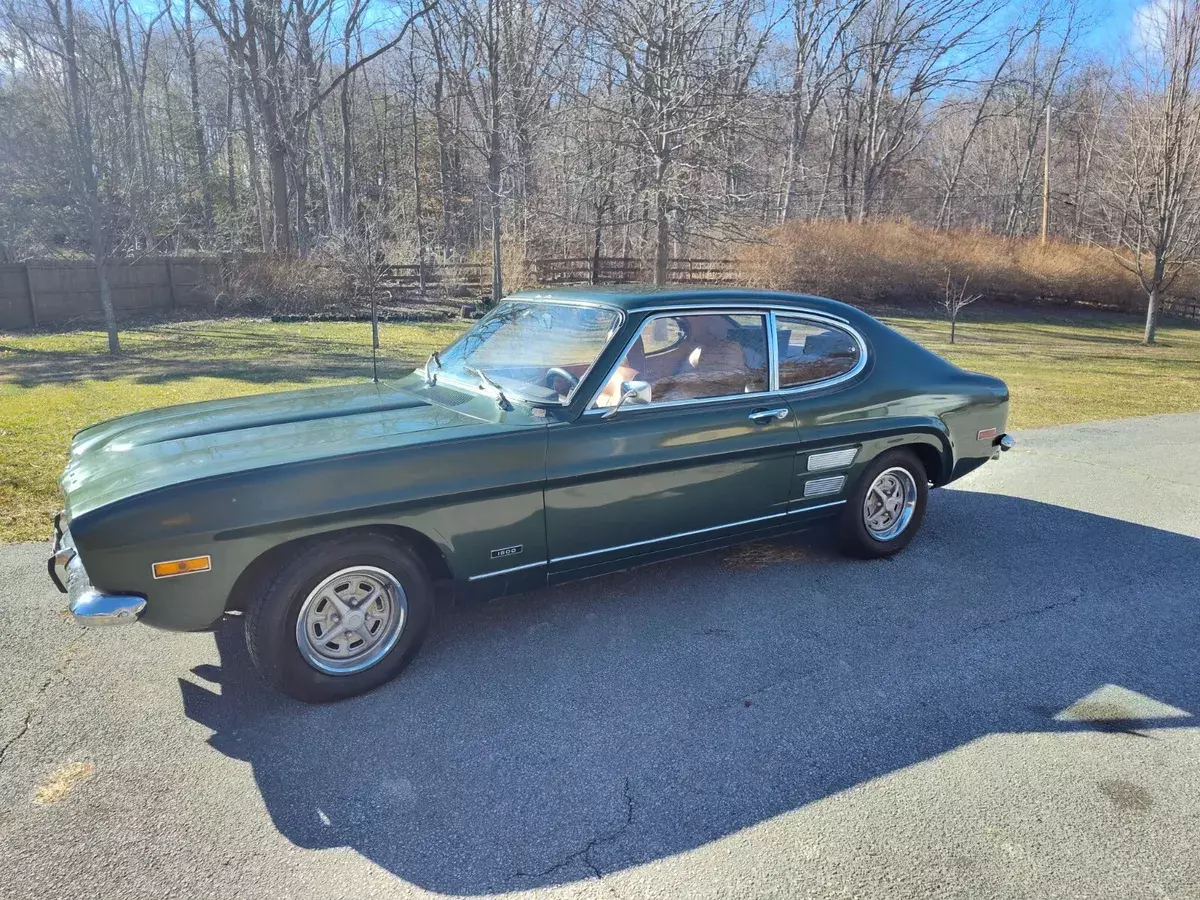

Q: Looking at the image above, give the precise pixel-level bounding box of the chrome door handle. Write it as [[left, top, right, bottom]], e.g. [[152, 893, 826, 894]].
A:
[[749, 407, 789, 423]]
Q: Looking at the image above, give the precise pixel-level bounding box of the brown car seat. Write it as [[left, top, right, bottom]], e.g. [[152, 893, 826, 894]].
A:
[[666, 316, 752, 399]]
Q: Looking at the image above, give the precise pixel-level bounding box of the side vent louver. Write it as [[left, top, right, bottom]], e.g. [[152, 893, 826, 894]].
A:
[[803, 475, 846, 498], [807, 447, 858, 472]]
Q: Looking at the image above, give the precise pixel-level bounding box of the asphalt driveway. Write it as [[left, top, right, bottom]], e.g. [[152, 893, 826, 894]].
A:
[[1, 412, 1198, 900]]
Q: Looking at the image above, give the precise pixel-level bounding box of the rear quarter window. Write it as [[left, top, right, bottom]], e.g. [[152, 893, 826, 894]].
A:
[[775, 316, 863, 388]]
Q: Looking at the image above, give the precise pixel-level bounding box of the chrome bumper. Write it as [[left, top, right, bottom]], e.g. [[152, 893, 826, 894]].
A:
[[49, 514, 145, 627]]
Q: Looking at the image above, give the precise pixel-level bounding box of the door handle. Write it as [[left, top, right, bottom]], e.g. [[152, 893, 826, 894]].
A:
[[749, 407, 790, 423]]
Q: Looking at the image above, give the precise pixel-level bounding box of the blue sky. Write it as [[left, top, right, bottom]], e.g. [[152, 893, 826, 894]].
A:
[[1084, 0, 1147, 53]]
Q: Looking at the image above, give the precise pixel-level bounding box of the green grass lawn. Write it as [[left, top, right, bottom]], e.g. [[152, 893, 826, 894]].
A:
[[2, 309, 1198, 543]]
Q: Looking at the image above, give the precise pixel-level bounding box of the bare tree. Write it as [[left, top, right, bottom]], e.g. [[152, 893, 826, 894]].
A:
[[1105, 0, 1200, 344], [581, 0, 773, 284], [938, 271, 981, 343], [45, 0, 122, 351], [777, 0, 866, 223]]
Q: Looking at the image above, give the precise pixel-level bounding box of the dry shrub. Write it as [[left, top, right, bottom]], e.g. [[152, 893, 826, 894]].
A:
[[467, 241, 535, 299], [739, 220, 1196, 313], [223, 255, 350, 315]]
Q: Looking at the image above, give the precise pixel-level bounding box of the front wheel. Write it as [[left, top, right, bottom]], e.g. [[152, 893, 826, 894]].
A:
[[838, 449, 929, 559], [244, 533, 434, 702]]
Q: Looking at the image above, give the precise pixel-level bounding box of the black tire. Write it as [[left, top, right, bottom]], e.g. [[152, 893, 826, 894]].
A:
[[837, 449, 929, 560], [244, 532, 434, 703]]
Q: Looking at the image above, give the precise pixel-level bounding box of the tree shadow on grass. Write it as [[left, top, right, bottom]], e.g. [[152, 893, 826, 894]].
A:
[[180, 488, 1199, 894], [0, 329, 427, 389]]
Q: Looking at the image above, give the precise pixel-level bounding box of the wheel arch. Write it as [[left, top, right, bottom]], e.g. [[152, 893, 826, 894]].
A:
[[856, 422, 951, 487], [224, 523, 454, 614], [906, 442, 945, 486]]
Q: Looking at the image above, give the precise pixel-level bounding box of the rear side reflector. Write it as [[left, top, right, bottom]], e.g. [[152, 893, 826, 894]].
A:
[[152, 556, 212, 579], [977, 427, 998, 441]]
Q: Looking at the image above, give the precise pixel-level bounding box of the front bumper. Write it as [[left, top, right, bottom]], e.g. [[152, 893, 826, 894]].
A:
[[49, 513, 146, 627]]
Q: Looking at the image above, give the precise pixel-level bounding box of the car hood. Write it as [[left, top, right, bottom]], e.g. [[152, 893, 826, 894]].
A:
[[61, 382, 484, 520]]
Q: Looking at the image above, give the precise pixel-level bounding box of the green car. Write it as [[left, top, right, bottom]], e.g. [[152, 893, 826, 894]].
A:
[[48, 287, 1012, 702]]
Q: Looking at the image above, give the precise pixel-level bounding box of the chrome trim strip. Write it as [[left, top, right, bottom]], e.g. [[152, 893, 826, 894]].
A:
[[766, 309, 780, 393], [551, 511, 789, 564], [807, 447, 858, 471], [803, 475, 846, 497], [583, 388, 771, 416], [467, 559, 548, 582], [773, 313, 869, 395], [787, 499, 846, 514], [584, 305, 869, 414], [584, 307, 775, 414], [634, 300, 852, 326]]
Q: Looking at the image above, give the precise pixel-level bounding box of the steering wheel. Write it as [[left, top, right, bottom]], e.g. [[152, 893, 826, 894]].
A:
[[545, 367, 580, 392]]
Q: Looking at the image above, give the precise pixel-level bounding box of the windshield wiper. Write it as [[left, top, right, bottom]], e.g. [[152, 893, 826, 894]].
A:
[[423, 351, 441, 385], [465, 365, 512, 410]]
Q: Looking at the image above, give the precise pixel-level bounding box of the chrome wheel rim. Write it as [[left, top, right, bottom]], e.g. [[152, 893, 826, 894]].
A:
[[863, 466, 918, 542], [295, 566, 407, 675]]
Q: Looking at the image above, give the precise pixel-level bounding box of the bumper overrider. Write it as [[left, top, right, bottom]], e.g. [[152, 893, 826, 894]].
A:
[[48, 512, 145, 627]]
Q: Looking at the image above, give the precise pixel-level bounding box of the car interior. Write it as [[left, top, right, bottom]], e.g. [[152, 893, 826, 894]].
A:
[[593, 313, 770, 406]]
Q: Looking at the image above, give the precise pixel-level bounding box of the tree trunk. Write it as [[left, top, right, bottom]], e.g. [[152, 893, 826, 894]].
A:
[[96, 257, 120, 354], [412, 93, 426, 296], [183, 0, 214, 238], [487, 0, 503, 302], [591, 197, 605, 285], [225, 68, 237, 222], [340, 26, 355, 232], [653, 147, 670, 286], [233, 26, 270, 250], [1144, 287, 1159, 345], [269, 142, 290, 251], [313, 101, 341, 234], [56, 0, 119, 352], [1144, 254, 1166, 346]]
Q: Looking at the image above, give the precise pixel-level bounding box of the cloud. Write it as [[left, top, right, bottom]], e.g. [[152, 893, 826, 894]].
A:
[[1132, 0, 1181, 52]]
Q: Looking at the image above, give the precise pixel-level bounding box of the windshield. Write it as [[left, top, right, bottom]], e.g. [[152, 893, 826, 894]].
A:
[[435, 300, 623, 404]]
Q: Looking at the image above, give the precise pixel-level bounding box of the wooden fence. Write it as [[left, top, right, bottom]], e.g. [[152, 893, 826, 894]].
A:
[[1163, 297, 1200, 321], [0, 255, 743, 330], [374, 262, 489, 295], [0, 257, 224, 330], [532, 256, 739, 285]]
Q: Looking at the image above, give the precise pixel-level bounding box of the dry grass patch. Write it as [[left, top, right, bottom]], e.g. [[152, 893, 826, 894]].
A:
[[724, 540, 827, 570], [740, 219, 1200, 314], [33, 761, 95, 804]]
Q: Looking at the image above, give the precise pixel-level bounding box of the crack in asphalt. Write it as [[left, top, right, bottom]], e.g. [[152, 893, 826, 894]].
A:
[[967, 593, 1084, 634], [516, 777, 635, 883], [0, 632, 89, 770]]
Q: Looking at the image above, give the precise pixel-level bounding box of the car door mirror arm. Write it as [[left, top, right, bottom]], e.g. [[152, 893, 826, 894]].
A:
[[601, 380, 651, 419]]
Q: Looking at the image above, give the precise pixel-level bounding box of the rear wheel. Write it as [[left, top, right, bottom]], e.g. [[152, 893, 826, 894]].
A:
[[245, 533, 434, 703], [838, 449, 928, 559]]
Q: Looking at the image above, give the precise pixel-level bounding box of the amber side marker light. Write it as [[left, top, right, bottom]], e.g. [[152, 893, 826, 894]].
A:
[[152, 556, 212, 579]]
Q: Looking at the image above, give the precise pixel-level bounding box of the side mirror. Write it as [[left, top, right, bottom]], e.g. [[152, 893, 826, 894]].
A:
[[601, 380, 651, 419]]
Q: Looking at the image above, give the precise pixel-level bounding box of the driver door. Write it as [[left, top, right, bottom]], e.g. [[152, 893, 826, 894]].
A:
[[544, 310, 798, 578]]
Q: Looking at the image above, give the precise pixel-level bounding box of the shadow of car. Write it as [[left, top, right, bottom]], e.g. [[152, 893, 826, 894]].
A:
[[179, 487, 1199, 893]]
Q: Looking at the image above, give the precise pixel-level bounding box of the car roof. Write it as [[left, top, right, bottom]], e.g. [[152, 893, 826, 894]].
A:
[[507, 285, 866, 322]]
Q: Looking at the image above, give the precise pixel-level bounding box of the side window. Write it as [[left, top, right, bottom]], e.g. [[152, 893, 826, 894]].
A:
[[775, 316, 862, 388], [593, 312, 769, 407], [642, 316, 688, 355]]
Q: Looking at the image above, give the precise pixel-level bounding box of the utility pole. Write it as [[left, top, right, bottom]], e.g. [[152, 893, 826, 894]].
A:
[[1041, 102, 1051, 245]]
